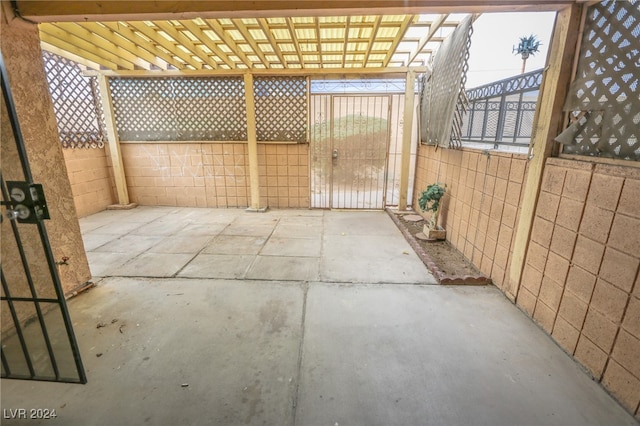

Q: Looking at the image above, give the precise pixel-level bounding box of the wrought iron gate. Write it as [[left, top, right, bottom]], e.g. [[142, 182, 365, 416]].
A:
[[1, 56, 86, 384], [310, 95, 391, 209]]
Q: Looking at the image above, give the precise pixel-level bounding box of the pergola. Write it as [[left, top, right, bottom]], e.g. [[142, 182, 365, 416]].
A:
[[23, 1, 572, 73], [40, 14, 463, 72]]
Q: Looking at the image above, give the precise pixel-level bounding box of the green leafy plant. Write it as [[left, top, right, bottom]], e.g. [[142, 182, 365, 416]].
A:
[[418, 183, 446, 229]]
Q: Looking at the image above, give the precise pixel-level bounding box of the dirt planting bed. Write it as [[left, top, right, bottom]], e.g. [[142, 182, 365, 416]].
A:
[[387, 209, 491, 285]]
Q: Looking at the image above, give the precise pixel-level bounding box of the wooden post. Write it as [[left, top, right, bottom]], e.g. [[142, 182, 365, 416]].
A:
[[507, 4, 583, 299], [97, 74, 133, 208], [398, 70, 415, 211], [243, 73, 264, 211]]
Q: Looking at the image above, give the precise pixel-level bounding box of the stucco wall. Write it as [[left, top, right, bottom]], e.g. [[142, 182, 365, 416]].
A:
[[517, 157, 640, 416], [63, 147, 115, 217], [120, 142, 310, 209], [413, 145, 528, 295], [1, 9, 91, 295]]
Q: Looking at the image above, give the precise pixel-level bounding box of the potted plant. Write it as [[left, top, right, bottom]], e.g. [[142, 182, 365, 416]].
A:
[[418, 183, 446, 240]]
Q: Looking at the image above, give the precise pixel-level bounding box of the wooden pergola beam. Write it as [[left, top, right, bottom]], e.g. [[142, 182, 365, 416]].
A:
[[40, 42, 103, 70], [15, 1, 574, 22], [243, 73, 264, 211], [341, 17, 351, 68], [285, 17, 306, 68], [97, 75, 131, 206], [315, 17, 324, 67], [508, 3, 583, 299], [398, 70, 416, 211], [83, 66, 427, 78], [406, 14, 448, 65], [362, 16, 382, 67], [382, 16, 414, 68]]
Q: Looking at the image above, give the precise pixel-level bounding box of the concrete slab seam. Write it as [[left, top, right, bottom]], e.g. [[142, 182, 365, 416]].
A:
[[291, 281, 309, 426]]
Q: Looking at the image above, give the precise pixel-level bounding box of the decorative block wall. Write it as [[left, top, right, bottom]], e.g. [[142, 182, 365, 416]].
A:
[[120, 142, 310, 209], [518, 158, 640, 416], [258, 144, 310, 208], [63, 147, 115, 217], [413, 145, 528, 296]]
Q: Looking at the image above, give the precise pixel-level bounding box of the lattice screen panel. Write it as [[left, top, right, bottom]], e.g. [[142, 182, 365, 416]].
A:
[[109, 77, 247, 141], [420, 15, 473, 148], [254, 77, 308, 143], [43, 51, 106, 149], [561, 0, 639, 161]]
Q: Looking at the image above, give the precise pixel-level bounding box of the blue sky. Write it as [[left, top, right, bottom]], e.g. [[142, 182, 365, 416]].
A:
[[466, 12, 557, 88]]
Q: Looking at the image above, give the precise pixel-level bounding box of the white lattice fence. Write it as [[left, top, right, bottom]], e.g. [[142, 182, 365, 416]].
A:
[[43, 51, 106, 149], [420, 15, 473, 148], [254, 76, 308, 142], [109, 77, 247, 141], [561, 0, 639, 161]]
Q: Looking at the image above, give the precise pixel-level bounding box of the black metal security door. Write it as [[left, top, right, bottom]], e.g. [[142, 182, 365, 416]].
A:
[[1, 55, 86, 384], [330, 95, 391, 209]]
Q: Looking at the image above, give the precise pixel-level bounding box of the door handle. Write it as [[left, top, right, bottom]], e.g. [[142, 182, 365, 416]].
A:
[[332, 148, 338, 159]]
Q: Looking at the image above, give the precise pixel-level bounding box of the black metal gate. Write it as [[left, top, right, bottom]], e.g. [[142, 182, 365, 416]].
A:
[[0, 54, 86, 384]]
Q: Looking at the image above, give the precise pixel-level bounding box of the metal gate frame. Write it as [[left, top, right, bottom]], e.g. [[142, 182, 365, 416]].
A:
[[1, 55, 86, 384], [328, 94, 393, 210]]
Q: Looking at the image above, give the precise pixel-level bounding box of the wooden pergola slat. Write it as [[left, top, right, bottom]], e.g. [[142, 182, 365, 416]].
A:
[[40, 24, 134, 70], [76, 22, 170, 70], [154, 21, 219, 69], [285, 17, 305, 68], [231, 19, 271, 68], [258, 18, 289, 68], [55, 23, 153, 70], [101, 22, 184, 70], [180, 20, 236, 69], [204, 19, 254, 68], [406, 14, 448, 66], [382, 16, 415, 68], [126, 22, 203, 69], [39, 14, 471, 73]]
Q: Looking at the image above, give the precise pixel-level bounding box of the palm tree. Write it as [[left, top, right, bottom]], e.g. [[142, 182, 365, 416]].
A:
[[513, 34, 541, 74]]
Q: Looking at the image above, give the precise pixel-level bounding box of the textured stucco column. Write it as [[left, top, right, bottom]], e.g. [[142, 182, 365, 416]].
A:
[[1, 4, 92, 294]]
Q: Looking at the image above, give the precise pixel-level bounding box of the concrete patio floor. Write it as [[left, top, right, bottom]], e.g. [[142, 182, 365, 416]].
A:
[[1, 207, 637, 425]]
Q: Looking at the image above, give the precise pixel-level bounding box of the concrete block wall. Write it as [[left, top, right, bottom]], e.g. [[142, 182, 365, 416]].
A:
[[413, 145, 528, 295], [63, 147, 115, 218], [517, 158, 640, 416], [258, 144, 310, 208], [120, 142, 310, 209], [121, 143, 248, 207]]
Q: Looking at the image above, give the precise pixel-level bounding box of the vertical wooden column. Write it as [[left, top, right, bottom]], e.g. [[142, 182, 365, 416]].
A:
[[97, 74, 132, 207], [243, 73, 264, 211], [507, 4, 583, 298], [398, 70, 416, 211]]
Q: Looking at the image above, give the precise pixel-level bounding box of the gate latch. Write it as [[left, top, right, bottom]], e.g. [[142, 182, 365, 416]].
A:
[[5, 181, 50, 223], [332, 148, 339, 159]]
